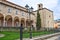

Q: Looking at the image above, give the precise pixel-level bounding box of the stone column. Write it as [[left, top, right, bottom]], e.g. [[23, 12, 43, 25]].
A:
[[3, 19, 5, 27], [19, 19, 21, 27], [12, 19, 14, 27], [3, 16, 5, 27], [5, 21, 7, 27], [18, 22, 19, 27], [0, 20, 1, 26], [19, 21, 21, 27], [16, 22, 18, 27], [25, 20, 26, 28]]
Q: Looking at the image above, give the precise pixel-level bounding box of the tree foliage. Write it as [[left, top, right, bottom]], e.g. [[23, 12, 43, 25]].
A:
[[36, 10, 41, 30]]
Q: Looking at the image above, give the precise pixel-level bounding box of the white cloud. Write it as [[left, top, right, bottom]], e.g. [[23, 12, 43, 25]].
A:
[[54, 5, 60, 20], [40, 0, 58, 9], [8, 0, 58, 10]]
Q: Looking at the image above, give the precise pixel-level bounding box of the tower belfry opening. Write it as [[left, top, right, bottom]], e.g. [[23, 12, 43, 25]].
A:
[[38, 3, 43, 10]]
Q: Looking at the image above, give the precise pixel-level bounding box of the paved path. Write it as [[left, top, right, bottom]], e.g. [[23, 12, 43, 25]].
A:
[[17, 32, 60, 40], [22, 35, 60, 40], [55, 36, 60, 40], [46, 35, 60, 40], [17, 38, 33, 40], [17, 35, 59, 40], [0, 34, 5, 38]]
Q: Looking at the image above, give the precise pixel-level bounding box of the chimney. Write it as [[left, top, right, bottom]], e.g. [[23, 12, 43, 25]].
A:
[[38, 3, 43, 10]]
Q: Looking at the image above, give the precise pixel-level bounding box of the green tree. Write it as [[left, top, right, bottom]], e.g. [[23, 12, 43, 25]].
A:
[[36, 10, 41, 30]]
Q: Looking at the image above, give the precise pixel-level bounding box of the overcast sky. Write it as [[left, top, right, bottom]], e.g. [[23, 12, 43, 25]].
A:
[[8, 0, 60, 20]]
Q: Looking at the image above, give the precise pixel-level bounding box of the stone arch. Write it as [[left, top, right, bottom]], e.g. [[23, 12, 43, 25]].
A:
[[14, 16, 19, 27], [26, 19, 30, 27], [5, 15, 12, 27], [30, 20, 34, 24], [26, 19, 34, 27], [21, 18, 25, 27], [0, 13, 4, 27]]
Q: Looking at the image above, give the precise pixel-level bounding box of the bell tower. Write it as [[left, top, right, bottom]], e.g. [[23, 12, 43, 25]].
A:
[[38, 3, 43, 10]]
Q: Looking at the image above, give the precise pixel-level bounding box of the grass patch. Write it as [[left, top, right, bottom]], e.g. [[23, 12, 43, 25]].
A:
[[0, 31, 54, 40], [0, 31, 20, 40]]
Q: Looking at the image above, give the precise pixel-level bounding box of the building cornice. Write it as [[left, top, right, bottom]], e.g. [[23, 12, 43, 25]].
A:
[[6, 1, 26, 9], [33, 8, 53, 12], [43, 8, 53, 12], [0, 1, 28, 12], [0, 1, 35, 16]]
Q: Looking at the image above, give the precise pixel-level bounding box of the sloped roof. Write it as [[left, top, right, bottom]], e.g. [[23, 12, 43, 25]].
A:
[[33, 8, 53, 12]]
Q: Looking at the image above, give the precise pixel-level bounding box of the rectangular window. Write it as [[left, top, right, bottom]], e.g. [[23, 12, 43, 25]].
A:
[[16, 10, 18, 15], [22, 13, 24, 16], [8, 8, 11, 13]]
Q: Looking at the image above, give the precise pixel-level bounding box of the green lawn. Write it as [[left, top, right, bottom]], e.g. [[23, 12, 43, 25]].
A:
[[0, 31, 54, 40]]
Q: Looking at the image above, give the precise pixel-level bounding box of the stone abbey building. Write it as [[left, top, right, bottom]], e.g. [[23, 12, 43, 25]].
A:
[[0, 0, 54, 30]]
